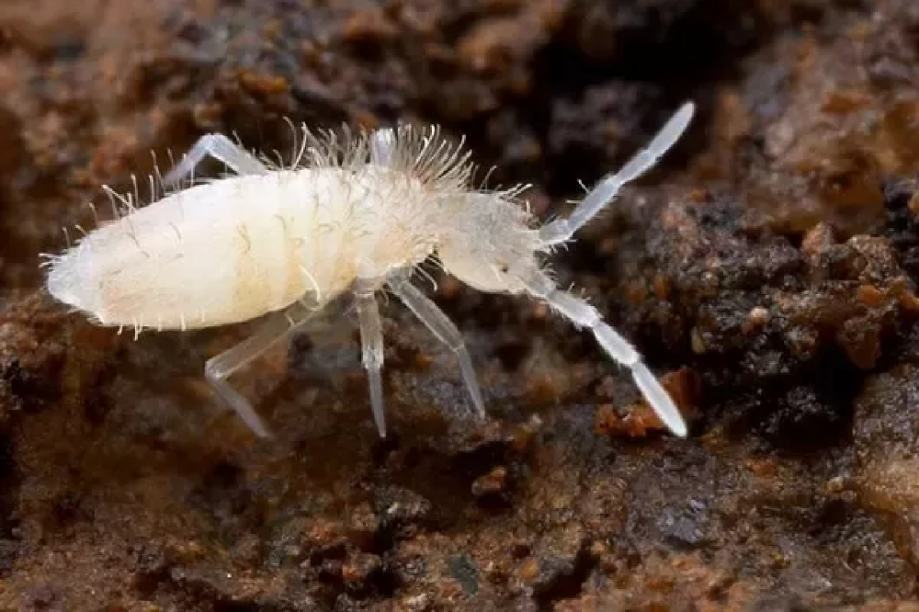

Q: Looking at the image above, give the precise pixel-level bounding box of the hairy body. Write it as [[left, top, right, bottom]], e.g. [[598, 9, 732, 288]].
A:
[[49, 168, 440, 328], [45, 108, 693, 439]]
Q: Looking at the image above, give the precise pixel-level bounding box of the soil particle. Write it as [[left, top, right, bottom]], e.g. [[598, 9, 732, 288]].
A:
[[0, 0, 919, 609]]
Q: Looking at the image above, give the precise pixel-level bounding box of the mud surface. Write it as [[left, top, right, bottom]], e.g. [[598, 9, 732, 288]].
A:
[[0, 0, 918, 610]]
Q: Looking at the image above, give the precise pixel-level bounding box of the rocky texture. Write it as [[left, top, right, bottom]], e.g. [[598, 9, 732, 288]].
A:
[[0, 0, 918, 609]]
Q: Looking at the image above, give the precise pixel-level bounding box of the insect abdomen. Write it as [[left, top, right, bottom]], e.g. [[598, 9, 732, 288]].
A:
[[48, 175, 318, 329], [47, 166, 438, 330]]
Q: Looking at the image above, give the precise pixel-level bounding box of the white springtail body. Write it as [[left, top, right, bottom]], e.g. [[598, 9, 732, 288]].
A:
[[44, 104, 695, 439], [47, 166, 436, 329]]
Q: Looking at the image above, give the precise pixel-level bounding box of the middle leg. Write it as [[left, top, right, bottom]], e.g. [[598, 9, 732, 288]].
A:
[[354, 280, 387, 437]]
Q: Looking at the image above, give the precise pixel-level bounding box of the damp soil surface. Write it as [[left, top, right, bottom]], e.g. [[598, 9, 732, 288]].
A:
[[1, 0, 919, 610]]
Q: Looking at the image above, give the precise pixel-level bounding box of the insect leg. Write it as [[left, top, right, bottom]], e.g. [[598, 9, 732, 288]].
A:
[[205, 302, 320, 437], [369, 127, 396, 166], [387, 271, 485, 418], [163, 133, 269, 187], [515, 267, 687, 437], [538, 102, 694, 246], [354, 282, 387, 437]]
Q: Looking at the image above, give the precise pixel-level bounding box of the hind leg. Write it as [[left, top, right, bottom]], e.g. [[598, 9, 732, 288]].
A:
[[205, 302, 321, 437]]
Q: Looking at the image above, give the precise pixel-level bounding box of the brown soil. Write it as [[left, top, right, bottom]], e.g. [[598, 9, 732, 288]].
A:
[[1, 0, 918, 610]]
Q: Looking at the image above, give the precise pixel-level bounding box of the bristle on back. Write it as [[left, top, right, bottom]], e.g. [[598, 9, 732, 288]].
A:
[[269, 123, 477, 197]]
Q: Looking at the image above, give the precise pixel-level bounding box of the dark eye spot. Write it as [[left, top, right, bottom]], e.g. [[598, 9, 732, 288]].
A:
[[499, 264, 509, 273]]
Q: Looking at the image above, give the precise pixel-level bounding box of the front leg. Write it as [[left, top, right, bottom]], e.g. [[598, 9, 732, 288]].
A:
[[387, 270, 485, 418], [164, 133, 269, 187]]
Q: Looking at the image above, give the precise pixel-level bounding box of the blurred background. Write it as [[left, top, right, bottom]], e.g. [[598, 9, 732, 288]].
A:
[[0, 0, 917, 609]]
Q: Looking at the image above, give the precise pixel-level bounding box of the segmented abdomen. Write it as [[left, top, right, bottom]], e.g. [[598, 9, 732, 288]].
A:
[[48, 174, 319, 329], [46, 168, 434, 330]]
